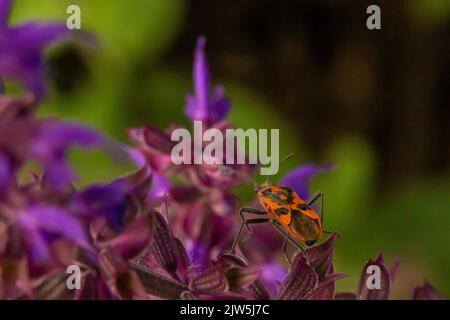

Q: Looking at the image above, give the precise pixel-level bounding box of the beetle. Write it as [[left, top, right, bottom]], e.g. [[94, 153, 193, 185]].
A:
[[220, 157, 335, 264]]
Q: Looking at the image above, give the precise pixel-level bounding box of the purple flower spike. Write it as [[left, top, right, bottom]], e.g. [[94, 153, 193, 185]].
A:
[[413, 282, 443, 300], [280, 163, 334, 199], [185, 36, 231, 124], [0, 0, 70, 98]]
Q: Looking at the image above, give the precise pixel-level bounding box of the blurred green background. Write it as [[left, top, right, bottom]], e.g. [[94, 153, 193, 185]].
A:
[[10, 0, 450, 298]]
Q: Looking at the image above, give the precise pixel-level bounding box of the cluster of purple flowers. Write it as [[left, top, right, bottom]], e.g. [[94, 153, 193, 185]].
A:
[[0, 0, 443, 299]]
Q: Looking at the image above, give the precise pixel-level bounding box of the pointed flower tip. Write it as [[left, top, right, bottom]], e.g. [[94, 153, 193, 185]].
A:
[[357, 253, 395, 300], [196, 35, 207, 51], [375, 252, 384, 264], [413, 281, 443, 300]]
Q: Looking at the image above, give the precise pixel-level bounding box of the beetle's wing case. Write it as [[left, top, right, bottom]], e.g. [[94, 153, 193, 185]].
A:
[[257, 185, 322, 244]]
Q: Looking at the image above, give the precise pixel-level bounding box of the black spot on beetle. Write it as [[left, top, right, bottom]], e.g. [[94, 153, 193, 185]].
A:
[[274, 208, 289, 215], [265, 194, 288, 205], [297, 204, 310, 211]]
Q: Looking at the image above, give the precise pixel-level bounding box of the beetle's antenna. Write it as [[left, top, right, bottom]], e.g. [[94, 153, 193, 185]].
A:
[[220, 165, 258, 189], [265, 153, 294, 183]]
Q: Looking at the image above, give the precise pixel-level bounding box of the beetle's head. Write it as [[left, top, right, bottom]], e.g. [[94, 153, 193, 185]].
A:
[[255, 182, 272, 193]]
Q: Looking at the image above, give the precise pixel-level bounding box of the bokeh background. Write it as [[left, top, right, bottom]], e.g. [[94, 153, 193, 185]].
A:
[[8, 0, 450, 298]]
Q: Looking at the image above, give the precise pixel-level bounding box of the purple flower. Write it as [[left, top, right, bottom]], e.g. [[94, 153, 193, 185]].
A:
[[273, 233, 345, 300], [185, 36, 231, 124], [70, 179, 129, 232], [0, 152, 11, 194], [30, 120, 104, 190], [0, 0, 69, 98], [276, 254, 318, 300], [17, 204, 92, 266], [357, 253, 399, 300], [335, 253, 399, 300], [0, 92, 36, 123], [131, 210, 257, 299], [123, 144, 172, 198]]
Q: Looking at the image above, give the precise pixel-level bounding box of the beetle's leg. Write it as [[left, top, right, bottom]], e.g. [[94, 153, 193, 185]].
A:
[[283, 238, 292, 266], [270, 221, 310, 264], [221, 218, 272, 256], [239, 207, 267, 242], [240, 208, 267, 215], [307, 191, 324, 226], [306, 192, 340, 239]]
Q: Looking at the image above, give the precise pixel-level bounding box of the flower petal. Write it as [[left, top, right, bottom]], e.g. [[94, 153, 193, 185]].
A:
[[6, 22, 68, 51], [188, 266, 228, 294], [276, 254, 318, 300], [210, 85, 231, 123], [248, 279, 271, 300], [0, 0, 12, 29], [174, 237, 191, 279], [127, 126, 174, 171], [389, 256, 400, 283], [132, 258, 187, 299], [32, 270, 75, 300], [412, 282, 443, 300], [357, 255, 391, 300], [99, 250, 150, 299], [180, 290, 198, 300], [307, 273, 347, 300], [71, 179, 129, 232], [335, 292, 357, 300], [306, 232, 338, 281], [184, 36, 231, 123], [225, 266, 261, 291], [0, 19, 69, 97], [279, 163, 334, 199], [18, 204, 91, 251], [31, 121, 104, 190], [150, 209, 179, 276], [17, 205, 91, 268], [185, 36, 209, 121], [218, 252, 248, 267], [0, 93, 36, 122], [0, 152, 11, 194], [96, 216, 153, 260]]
